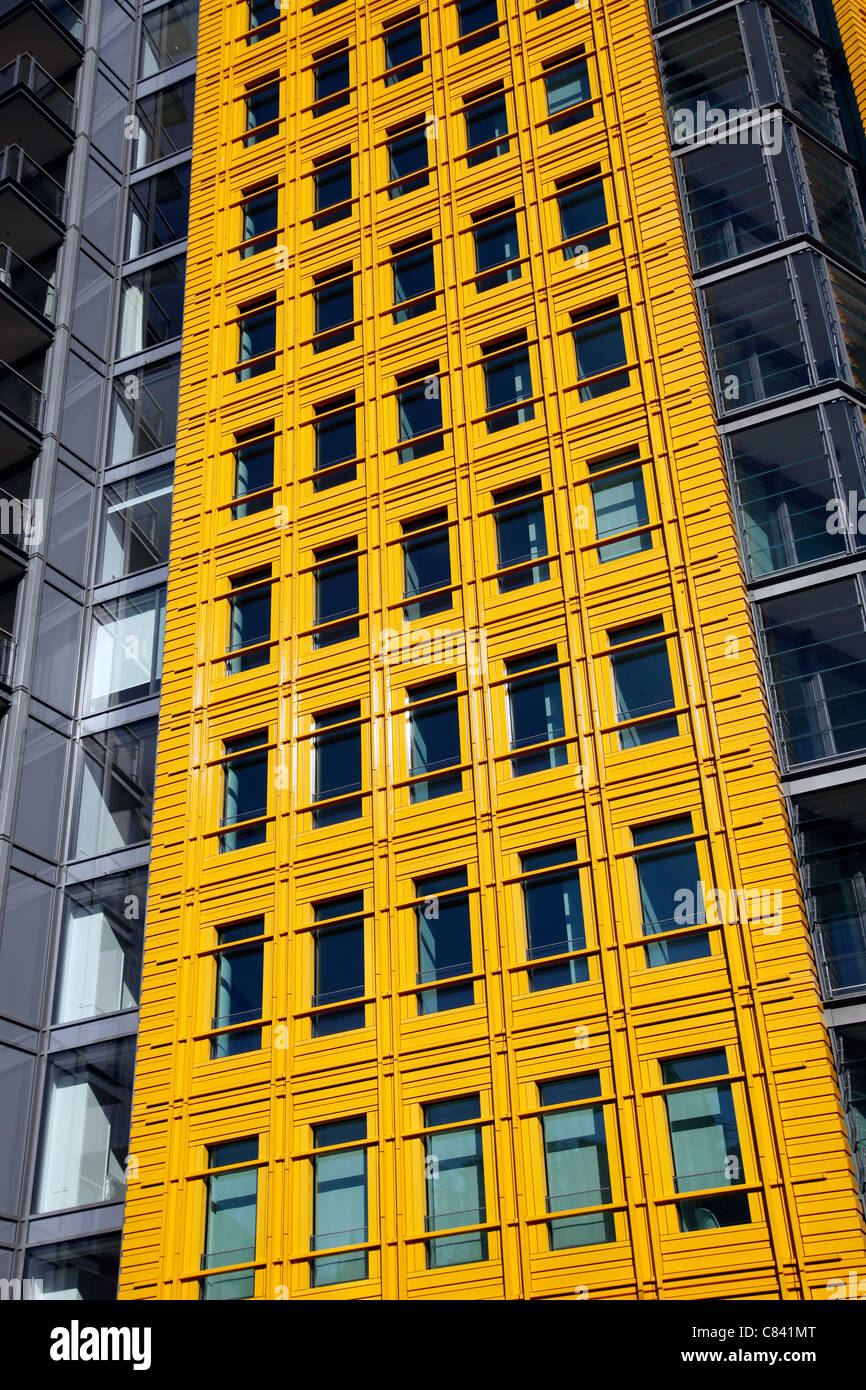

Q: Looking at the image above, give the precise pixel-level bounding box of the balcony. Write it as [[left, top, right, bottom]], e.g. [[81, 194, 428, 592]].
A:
[[0, 143, 65, 256], [0, 242, 55, 357], [0, 54, 74, 166], [0, 0, 83, 75], [0, 626, 15, 689], [0, 356, 42, 463]]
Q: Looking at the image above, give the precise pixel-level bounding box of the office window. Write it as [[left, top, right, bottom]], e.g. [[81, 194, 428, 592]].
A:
[[557, 170, 610, 259], [239, 183, 278, 258], [408, 676, 462, 801], [481, 334, 534, 432], [387, 120, 429, 197], [211, 921, 264, 1058], [539, 1075, 614, 1249], [110, 357, 181, 465], [54, 869, 147, 1025], [118, 254, 186, 355], [505, 649, 566, 775], [457, 0, 498, 50], [702, 260, 811, 409], [772, 15, 842, 147], [200, 1139, 258, 1300], [798, 132, 866, 272], [232, 423, 274, 518], [659, 16, 751, 140], [313, 266, 354, 352], [402, 510, 451, 621], [587, 449, 651, 562], [794, 788, 866, 996], [98, 464, 173, 582], [89, 585, 165, 711], [236, 298, 277, 380], [661, 1052, 750, 1232], [139, 0, 198, 78], [74, 719, 158, 859], [520, 845, 588, 990], [220, 732, 268, 852], [313, 44, 351, 116], [492, 479, 549, 592], [126, 165, 191, 258], [423, 1096, 487, 1267], [313, 540, 359, 647], [35, 1045, 134, 1217], [679, 142, 779, 270], [759, 579, 866, 767], [572, 300, 630, 400], [727, 409, 848, 578], [829, 264, 866, 393], [543, 52, 592, 131], [311, 1119, 368, 1286], [472, 205, 520, 290], [383, 13, 423, 83], [313, 705, 363, 827], [391, 236, 436, 322], [312, 895, 365, 1036], [133, 77, 196, 169], [632, 815, 710, 967], [609, 619, 677, 747], [396, 364, 443, 461], [415, 868, 473, 1014], [243, 79, 280, 146], [464, 89, 509, 166], [34, 1039, 135, 1214], [26, 1236, 121, 1301], [314, 394, 357, 490], [246, 0, 279, 40], [313, 150, 352, 228], [226, 568, 271, 674]]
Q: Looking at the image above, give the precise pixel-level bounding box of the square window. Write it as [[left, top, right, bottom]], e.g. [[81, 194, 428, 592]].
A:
[[232, 425, 274, 518], [313, 153, 352, 228], [387, 123, 430, 197], [384, 15, 423, 83], [402, 511, 451, 620], [312, 895, 365, 1036], [572, 302, 629, 400], [544, 55, 592, 131], [244, 81, 279, 146], [313, 705, 363, 826], [464, 92, 509, 166], [313, 46, 351, 115], [239, 185, 279, 258]]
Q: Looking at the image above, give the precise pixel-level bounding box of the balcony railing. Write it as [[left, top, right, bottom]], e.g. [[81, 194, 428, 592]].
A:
[[0, 144, 65, 219], [0, 482, 36, 548], [0, 628, 15, 686], [816, 916, 866, 997], [0, 0, 84, 44], [0, 241, 55, 319], [0, 53, 75, 125], [0, 357, 42, 428]]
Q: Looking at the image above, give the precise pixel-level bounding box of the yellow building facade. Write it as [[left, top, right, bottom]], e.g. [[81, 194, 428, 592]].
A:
[[118, 0, 866, 1299]]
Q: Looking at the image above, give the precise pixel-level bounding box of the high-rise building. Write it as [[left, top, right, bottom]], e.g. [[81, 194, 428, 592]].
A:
[[651, 0, 866, 1209], [0, 0, 197, 1297], [112, 0, 866, 1301], [2, 0, 866, 1305]]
